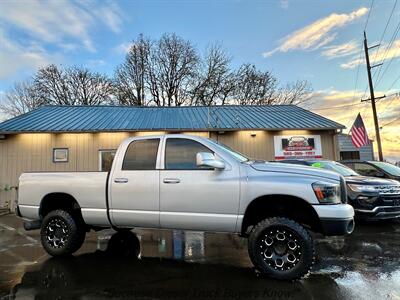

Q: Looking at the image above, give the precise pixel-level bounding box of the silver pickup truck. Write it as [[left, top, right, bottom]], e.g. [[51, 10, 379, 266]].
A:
[[16, 134, 354, 280]]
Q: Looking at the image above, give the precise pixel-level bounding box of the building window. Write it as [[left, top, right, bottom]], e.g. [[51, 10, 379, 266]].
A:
[[122, 139, 160, 170], [99, 150, 116, 172], [340, 151, 360, 160], [53, 148, 68, 163]]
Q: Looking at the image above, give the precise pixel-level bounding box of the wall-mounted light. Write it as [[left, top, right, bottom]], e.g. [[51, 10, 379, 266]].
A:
[[0, 134, 6, 140], [218, 131, 225, 135], [250, 132, 257, 137]]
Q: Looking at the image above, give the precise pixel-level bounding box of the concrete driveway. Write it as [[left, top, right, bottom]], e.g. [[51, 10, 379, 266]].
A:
[[0, 214, 399, 299]]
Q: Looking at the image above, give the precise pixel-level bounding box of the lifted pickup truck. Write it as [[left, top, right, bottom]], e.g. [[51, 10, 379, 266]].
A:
[[16, 134, 354, 280]]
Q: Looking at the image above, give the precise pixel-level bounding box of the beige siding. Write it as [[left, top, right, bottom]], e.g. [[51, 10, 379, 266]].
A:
[[0, 130, 334, 209]]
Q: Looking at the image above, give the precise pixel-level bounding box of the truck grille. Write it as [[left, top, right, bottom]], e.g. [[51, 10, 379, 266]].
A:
[[375, 185, 400, 195]]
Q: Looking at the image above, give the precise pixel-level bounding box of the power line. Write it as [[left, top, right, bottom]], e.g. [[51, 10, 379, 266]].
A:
[[374, 19, 400, 88], [381, 117, 400, 127], [387, 73, 400, 91], [371, 0, 398, 66], [364, 0, 375, 31]]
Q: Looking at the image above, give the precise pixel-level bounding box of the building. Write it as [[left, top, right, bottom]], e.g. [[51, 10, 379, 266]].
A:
[[0, 105, 344, 209], [337, 133, 374, 161]]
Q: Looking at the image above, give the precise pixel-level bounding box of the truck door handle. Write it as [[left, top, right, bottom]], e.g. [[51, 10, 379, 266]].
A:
[[114, 178, 129, 183], [163, 178, 180, 184]]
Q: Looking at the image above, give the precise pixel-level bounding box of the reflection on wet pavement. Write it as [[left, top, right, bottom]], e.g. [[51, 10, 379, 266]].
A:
[[0, 214, 399, 299]]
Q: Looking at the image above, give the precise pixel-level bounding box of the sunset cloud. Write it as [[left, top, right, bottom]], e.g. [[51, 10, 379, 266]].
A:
[[263, 7, 368, 57], [341, 39, 400, 69], [321, 40, 360, 59], [306, 89, 400, 161]]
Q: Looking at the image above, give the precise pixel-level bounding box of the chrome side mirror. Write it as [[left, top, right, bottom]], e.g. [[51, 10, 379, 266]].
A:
[[196, 152, 225, 170]]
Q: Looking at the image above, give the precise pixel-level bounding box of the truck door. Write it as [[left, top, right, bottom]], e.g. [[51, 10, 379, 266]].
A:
[[159, 137, 240, 232], [110, 138, 160, 228]]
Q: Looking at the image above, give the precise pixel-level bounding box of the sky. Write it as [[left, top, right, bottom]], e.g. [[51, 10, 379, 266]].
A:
[[0, 0, 399, 161]]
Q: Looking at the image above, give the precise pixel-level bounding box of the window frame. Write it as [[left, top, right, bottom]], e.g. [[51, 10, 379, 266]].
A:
[[53, 148, 69, 163], [353, 162, 380, 176], [98, 149, 117, 172], [163, 137, 215, 171], [121, 138, 161, 171]]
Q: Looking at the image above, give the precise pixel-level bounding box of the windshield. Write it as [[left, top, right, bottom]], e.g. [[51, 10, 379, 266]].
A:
[[311, 161, 359, 177], [370, 161, 400, 176], [208, 139, 249, 162]]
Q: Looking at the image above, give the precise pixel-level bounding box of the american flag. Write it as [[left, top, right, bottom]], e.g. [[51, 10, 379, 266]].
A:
[[350, 113, 370, 148]]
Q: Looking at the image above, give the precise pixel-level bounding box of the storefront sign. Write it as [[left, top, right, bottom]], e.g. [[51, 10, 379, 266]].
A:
[[274, 135, 322, 160]]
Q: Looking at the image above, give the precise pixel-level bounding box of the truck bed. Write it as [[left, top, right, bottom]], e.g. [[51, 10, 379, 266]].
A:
[[18, 172, 109, 226]]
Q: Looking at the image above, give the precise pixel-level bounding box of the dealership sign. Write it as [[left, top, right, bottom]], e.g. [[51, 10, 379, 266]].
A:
[[274, 135, 322, 160]]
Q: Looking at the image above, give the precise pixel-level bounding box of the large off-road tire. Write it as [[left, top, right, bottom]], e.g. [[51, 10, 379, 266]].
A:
[[40, 209, 86, 256], [248, 217, 315, 280]]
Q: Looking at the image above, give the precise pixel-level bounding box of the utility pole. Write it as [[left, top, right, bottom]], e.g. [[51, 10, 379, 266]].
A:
[[363, 31, 384, 161]]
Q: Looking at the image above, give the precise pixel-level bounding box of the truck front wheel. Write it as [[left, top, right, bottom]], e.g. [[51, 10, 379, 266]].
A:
[[248, 217, 314, 280], [40, 209, 86, 256]]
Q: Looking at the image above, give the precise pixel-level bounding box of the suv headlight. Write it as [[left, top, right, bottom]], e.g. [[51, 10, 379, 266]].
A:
[[347, 184, 378, 193], [312, 182, 341, 204]]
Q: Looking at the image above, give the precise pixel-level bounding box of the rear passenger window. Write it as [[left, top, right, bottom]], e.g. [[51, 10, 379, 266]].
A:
[[122, 139, 159, 170], [165, 138, 213, 170]]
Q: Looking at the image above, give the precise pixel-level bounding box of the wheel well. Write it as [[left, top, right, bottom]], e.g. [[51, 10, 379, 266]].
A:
[[241, 195, 322, 235], [39, 193, 83, 222]]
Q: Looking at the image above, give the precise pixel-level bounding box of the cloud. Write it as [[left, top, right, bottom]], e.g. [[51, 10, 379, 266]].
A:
[[114, 42, 133, 54], [280, 0, 289, 9], [0, 0, 123, 52], [321, 40, 360, 59], [263, 7, 368, 57], [341, 39, 400, 69], [305, 88, 400, 161], [0, 29, 61, 80]]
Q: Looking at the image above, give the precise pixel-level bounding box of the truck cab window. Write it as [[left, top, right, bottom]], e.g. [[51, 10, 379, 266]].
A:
[[122, 139, 160, 170], [165, 138, 213, 170]]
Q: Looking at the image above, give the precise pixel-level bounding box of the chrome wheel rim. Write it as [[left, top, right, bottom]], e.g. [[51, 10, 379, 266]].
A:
[[258, 227, 302, 271], [45, 217, 69, 249]]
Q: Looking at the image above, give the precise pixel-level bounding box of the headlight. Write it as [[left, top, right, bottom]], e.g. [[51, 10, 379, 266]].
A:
[[347, 184, 378, 193], [312, 182, 341, 204]]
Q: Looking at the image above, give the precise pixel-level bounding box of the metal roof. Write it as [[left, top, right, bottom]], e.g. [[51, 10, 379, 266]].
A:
[[0, 105, 345, 133]]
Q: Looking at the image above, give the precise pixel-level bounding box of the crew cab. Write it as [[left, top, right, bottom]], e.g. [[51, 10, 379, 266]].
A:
[[275, 159, 400, 220], [16, 135, 354, 280]]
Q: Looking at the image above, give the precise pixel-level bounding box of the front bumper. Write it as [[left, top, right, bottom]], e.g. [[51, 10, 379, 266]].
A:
[[319, 217, 355, 236], [355, 206, 400, 220], [313, 204, 355, 236]]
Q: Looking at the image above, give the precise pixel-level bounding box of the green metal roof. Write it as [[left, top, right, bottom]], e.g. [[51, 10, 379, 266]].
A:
[[0, 105, 345, 133]]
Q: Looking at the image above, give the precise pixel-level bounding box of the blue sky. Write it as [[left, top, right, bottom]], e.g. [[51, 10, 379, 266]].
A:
[[0, 0, 399, 159]]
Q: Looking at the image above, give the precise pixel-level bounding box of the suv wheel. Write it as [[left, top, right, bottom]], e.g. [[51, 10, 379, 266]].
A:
[[248, 217, 314, 280], [40, 209, 86, 256]]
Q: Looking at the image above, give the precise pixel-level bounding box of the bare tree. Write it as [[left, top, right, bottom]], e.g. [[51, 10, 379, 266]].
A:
[[274, 80, 312, 105], [34, 65, 114, 106], [148, 33, 199, 106], [115, 35, 151, 106], [0, 80, 44, 117], [34, 64, 72, 105], [190, 44, 234, 106], [67, 67, 114, 105], [231, 64, 277, 105]]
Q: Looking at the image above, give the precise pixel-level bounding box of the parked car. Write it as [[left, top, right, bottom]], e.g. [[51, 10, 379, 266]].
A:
[[341, 160, 400, 182], [15, 134, 355, 280], [275, 159, 400, 221]]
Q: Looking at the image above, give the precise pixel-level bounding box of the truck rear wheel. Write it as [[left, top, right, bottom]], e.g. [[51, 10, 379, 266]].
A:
[[248, 217, 314, 280], [40, 209, 86, 256]]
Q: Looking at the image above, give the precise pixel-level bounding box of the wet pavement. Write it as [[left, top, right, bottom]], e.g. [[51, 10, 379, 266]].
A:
[[0, 214, 399, 300]]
